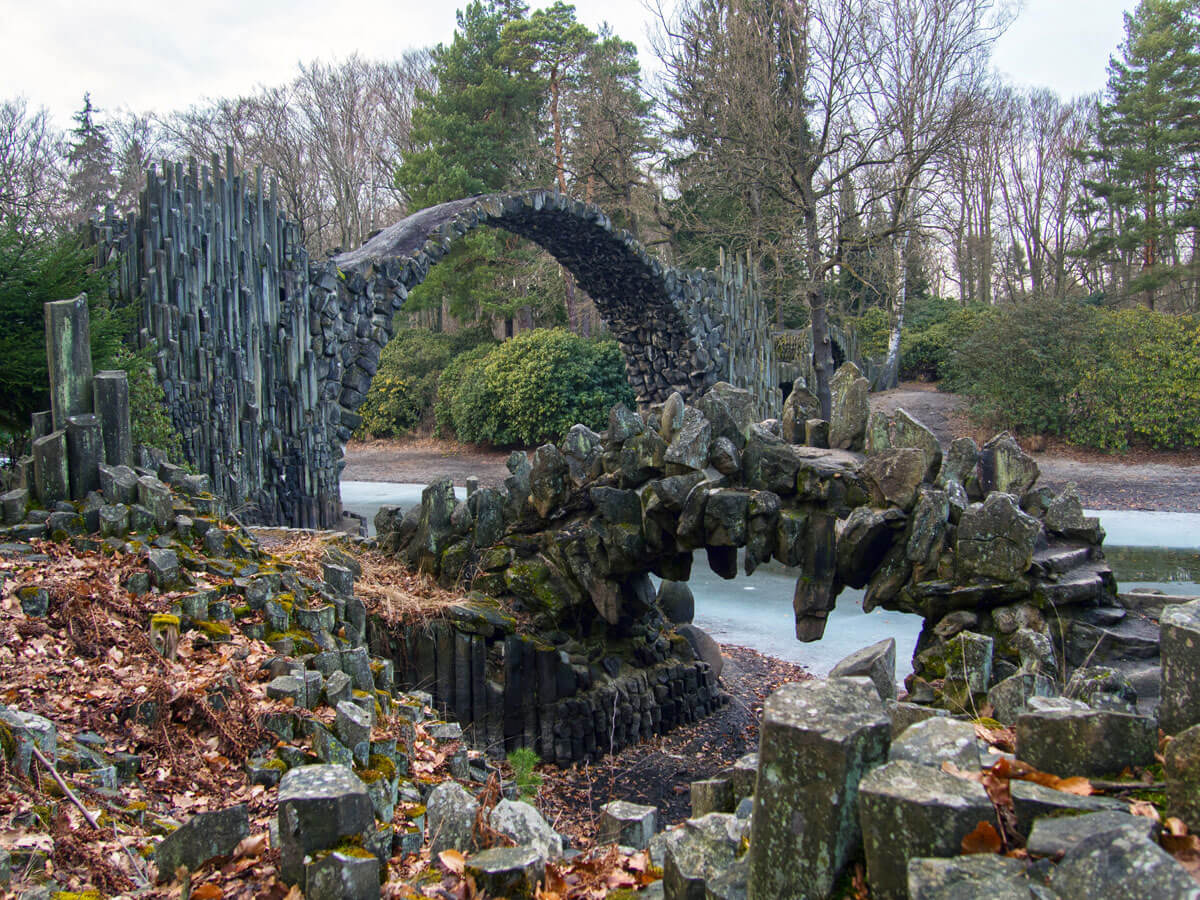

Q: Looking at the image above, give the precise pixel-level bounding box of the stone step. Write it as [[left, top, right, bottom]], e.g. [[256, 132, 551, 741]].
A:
[[1064, 614, 1161, 667], [1038, 562, 1116, 606], [1031, 542, 1093, 576]]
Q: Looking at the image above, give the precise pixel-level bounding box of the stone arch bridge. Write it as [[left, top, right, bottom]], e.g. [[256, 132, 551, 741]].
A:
[[92, 157, 777, 528]]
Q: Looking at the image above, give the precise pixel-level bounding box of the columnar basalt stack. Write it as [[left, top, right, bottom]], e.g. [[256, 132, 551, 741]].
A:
[[88, 159, 780, 528]]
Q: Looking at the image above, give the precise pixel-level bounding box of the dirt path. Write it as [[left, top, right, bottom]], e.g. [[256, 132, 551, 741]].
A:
[[343, 386, 1200, 512], [873, 383, 1200, 512]]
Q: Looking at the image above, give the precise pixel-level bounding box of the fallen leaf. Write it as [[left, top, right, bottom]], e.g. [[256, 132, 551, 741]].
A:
[[1130, 800, 1161, 822], [439, 849, 467, 874], [961, 820, 1003, 855], [233, 833, 268, 858], [191, 885, 224, 900], [1165, 817, 1190, 837]]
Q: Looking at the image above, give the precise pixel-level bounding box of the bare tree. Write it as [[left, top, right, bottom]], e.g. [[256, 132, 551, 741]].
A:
[[0, 97, 65, 230]]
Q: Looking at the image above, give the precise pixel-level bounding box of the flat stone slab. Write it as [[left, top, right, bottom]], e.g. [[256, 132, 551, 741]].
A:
[[154, 804, 248, 882], [599, 800, 658, 850], [907, 855, 1030, 900], [858, 760, 995, 900], [830, 637, 897, 701], [1009, 780, 1129, 837], [1026, 810, 1157, 857], [1015, 707, 1157, 777], [466, 845, 544, 899], [277, 765, 373, 884], [1049, 830, 1200, 899], [888, 718, 980, 771]]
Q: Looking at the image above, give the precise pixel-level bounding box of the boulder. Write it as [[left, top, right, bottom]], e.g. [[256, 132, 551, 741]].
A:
[[660, 392, 686, 442], [906, 488, 949, 573], [906, 855, 1030, 900], [662, 812, 747, 900], [987, 672, 1056, 724], [886, 702, 949, 739], [862, 448, 928, 511], [306, 850, 380, 900], [657, 581, 695, 624], [866, 409, 943, 484], [528, 444, 570, 519], [936, 437, 980, 497], [696, 382, 757, 449], [147, 548, 181, 589], [748, 678, 890, 900], [956, 493, 1040, 581], [690, 778, 735, 818], [154, 804, 249, 882], [1165, 723, 1200, 828], [608, 403, 644, 441], [829, 363, 869, 451], [781, 385, 820, 444], [335, 702, 372, 766], [836, 507, 900, 589], [676, 624, 724, 680], [858, 760, 995, 900], [427, 780, 480, 856], [888, 718, 980, 771], [598, 800, 657, 850], [665, 407, 713, 472], [1049, 830, 1199, 900], [489, 799, 563, 861], [1015, 708, 1157, 777], [277, 765, 373, 885], [829, 638, 897, 702], [978, 432, 1039, 496], [0, 707, 56, 777], [1064, 666, 1139, 714], [1008, 780, 1128, 837], [1026, 810, 1156, 857], [466, 845, 544, 899], [805, 418, 831, 448], [1160, 599, 1200, 735], [708, 437, 740, 476]]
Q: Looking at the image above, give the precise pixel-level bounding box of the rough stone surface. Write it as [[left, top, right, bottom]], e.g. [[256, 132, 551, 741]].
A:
[[862, 448, 928, 511], [466, 845, 544, 899], [956, 493, 1040, 581], [690, 778, 735, 818], [1049, 830, 1199, 899], [1015, 708, 1158, 777], [978, 432, 1039, 497], [1160, 599, 1200, 735], [830, 638, 897, 702], [906, 855, 1031, 900], [153, 804, 249, 881], [748, 678, 891, 900], [1009, 780, 1129, 836], [781, 385, 820, 444], [427, 781, 480, 856], [676, 624, 723, 679], [829, 363, 870, 451], [888, 718, 980, 771], [658, 581, 695, 625], [662, 812, 747, 900], [305, 850, 380, 900], [277, 765, 373, 885], [858, 760, 995, 900], [598, 800, 657, 850], [1026, 810, 1156, 857], [489, 800, 563, 861], [1166, 723, 1200, 828], [988, 672, 1056, 724]]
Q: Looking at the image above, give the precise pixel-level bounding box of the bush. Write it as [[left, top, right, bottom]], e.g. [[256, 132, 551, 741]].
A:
[[108, 346, 185, 460], [357, 326, 496, 438], [900, 306, 990, 383], [436, 328, 636, 446], [850, 307, 891, 361], [1067, 310, 1200, 450]]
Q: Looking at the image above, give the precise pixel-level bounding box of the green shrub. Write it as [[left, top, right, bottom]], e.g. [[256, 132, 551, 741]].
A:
[[357, 326, 496, 438], [506, 747, 543, 800], [947, 298, 1096, 437], [435, 328, 635, 446], [900, 306, 990, 383], [1067, 310, 1200, 450], [850, 307, 891, 361], [108, 346, 185, 460]]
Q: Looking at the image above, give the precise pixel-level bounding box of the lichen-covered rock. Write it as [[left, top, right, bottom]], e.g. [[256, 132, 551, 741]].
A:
[[598, 800, 657, 849], [662, 812, 747, 900], [888, 718, 980, 771], [153, 804, 249, 881], [937, 437, 980, 497], [1160, 599, 1200, 735], [528, 444, 570, 519], [696, 382, 757, 450], [305, 849, 380, 900], [1064, 666, 1138, 714], [1015, 707, 1157, 777], [906, 488, 949, 573], [1049, 830, 1199, 900], [277, 765, 373, 885], [886, 702, 949, 739], [0, 707, 56, 777], [836, 507, 901, 590], [781, 384, 820, 444], [676, 624, 723, 679], [608, 403, 644, 442], [657, 581, 695, 624], [1008, 780, 1128, 836], [987, 671, 1055, 724], [858, 760, 994, 900], [906, 855, 1029, 900], [1166, 723, 1200, 829], [862, 448, 927, 511], [1026, 810, 1156, 858], [748, 678, 890, 900], [489, 800, 563, 861], [829, 638, 897, 702], [829, 363, 869, 451], [466, 845, 544, 899], [978, 432, 1039, 496], [665, 407, 713, 472], [427, 780, 480, 856], [866, 409, 943, 484], [956, 493, 1040, 581]]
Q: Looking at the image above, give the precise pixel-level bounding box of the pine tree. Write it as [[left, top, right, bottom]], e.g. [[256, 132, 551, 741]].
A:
[[1080, 0, 1200, 310], [65, 93, 116, 221]]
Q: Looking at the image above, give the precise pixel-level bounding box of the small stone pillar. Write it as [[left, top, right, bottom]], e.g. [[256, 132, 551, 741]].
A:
[[93, 370, 132, 466], [44, 294, 94, 432], [30, 411, 53, 440], [66, 414, 103, 499], [32, 431, 69, 505]]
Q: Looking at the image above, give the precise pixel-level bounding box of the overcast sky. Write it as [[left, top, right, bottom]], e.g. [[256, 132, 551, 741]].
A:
[[3, 0, 1133, 128]]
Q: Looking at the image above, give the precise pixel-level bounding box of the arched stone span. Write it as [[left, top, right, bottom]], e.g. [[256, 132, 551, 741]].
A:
[[333, 191, 738, 410], [90, 161, 776, 528]]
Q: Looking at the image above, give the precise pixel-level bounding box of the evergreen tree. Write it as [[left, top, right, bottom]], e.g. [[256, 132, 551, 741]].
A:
[[1080, 0, 1200, 309], [65, 93, 116, 221]]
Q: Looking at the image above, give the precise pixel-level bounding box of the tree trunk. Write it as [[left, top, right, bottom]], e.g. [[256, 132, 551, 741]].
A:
[[810, 283, 835, 420], [882, 229, 909, 390]]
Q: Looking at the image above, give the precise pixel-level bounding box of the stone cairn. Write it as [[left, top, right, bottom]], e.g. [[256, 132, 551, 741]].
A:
[[86, 156, 780, 530]]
